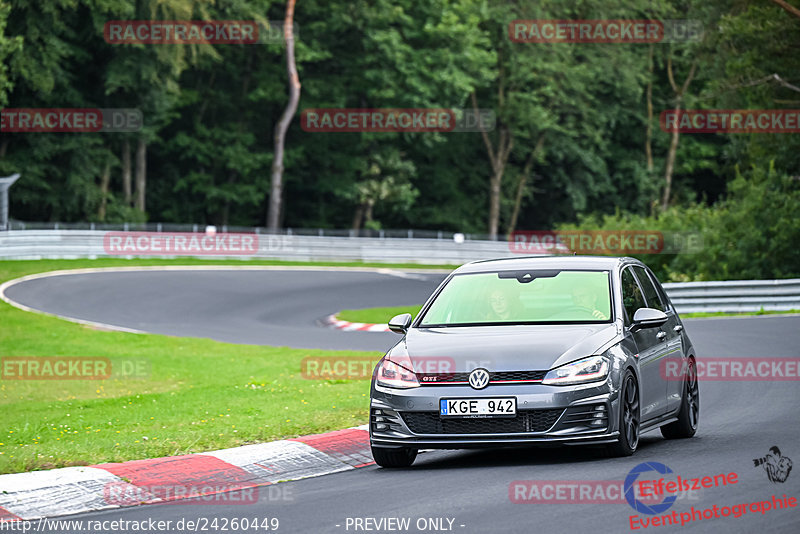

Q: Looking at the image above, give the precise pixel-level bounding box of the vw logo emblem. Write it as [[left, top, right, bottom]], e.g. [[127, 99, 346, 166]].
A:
[[468, 368, 490, 390]]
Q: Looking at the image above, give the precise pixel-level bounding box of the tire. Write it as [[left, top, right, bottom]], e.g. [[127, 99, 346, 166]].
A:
[[371, 445, 417, 468], [607, 370, 640, 457], [661, 357, 699, 439]]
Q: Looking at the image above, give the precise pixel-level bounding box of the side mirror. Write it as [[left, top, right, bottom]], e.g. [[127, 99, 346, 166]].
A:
[[631, 308, 668, 331], [388, 313, 412, 334]]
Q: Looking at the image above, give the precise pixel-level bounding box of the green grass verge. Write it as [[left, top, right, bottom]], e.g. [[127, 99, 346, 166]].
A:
[[336, 306, 422, 325], [0, 258, 450, 475], [337, 305, 800, 324]]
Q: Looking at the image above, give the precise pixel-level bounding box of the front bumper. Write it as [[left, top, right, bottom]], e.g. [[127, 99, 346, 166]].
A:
[[370, 380, 620, 449]]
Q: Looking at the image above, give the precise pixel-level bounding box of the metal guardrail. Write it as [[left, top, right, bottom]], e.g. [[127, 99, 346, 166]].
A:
[[663, 279, 800, 314], [0, 229, 511, 264], [0, 229, 798, 313], [3, 221, 498, 241]]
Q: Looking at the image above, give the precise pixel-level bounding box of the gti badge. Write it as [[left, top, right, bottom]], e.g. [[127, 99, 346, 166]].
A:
[[468, 368, 490, 390]]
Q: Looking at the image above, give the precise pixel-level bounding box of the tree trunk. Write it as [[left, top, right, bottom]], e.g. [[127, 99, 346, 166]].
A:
[[267, 0, 301, 230], [770, 0, 800, 19], [662, 102, 681, 211], [98, 159, 111, 221], [645, 44, 654, 173], [507, 172, 527, 237], [0, 139, 8, 158], [351, 204, 365, 231], [506, 136, 543, 236], [364, 199, 375, 225], [472, 92, 513, 240], [135, 137, 146, 212], [661, 56, 697, 211], [488, 170, 503, 238], [122, 139, 132, 205]]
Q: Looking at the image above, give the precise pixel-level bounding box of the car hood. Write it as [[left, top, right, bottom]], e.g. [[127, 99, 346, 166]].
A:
[[400, 324, 619, 372]]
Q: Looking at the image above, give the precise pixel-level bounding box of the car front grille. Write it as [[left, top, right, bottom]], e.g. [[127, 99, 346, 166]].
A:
[[400, 409, 564, 434], [417, 370, 547, 385]]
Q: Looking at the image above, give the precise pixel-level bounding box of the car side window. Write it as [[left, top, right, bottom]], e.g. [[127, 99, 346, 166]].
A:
[[633, 266, 665, 312], [621, 268, 646, 324], [652, 273, 673, 312]]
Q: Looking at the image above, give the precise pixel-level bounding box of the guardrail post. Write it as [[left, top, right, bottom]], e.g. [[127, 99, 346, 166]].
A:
[[0, 173, 21, 231]]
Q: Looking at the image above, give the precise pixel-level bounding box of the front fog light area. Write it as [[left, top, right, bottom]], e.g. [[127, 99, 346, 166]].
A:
[[590, 405, 607, 426], [371, 408, 402, 432], [552, 404, 609, 433]]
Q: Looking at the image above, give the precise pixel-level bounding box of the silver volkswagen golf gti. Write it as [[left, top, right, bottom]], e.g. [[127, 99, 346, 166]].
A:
[[369, 256, 699, 467]]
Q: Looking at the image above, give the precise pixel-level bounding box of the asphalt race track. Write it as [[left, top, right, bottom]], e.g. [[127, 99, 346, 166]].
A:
[[2, 268, 447, 351], [4, 268, 800, 533]]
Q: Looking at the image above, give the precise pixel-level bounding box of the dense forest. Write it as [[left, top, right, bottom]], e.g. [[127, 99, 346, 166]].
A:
[[0, 0, 798, 279]]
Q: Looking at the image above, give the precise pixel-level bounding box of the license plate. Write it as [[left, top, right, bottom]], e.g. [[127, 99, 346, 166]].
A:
[[439, 397, 516, 417]]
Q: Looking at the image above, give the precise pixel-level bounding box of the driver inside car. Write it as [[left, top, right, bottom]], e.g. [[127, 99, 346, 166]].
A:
[[570, 286, 609, 320], [485, 287, 522, 321]]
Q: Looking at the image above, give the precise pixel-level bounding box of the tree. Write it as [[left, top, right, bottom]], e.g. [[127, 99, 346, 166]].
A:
[[268, 0, 301, 230], [661, 54, 697, 210]]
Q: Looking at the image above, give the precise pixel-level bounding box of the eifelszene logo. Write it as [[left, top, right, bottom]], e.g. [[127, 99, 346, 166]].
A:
[[625, 462, 678, 515], [753, 446, 793, 483]]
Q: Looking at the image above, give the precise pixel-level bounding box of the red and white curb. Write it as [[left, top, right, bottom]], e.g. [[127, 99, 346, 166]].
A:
[[322, 314, 391, 333], [0, 425, 372, 521]]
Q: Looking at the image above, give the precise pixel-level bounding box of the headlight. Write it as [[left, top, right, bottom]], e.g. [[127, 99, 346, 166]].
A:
[[542, 355, 609, 386], [375, 354, 420, 389]]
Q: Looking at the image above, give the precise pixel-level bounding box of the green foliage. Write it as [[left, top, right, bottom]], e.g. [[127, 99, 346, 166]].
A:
[[560, 163, 800, 282], [0, 3, 22, 107], [0, 0, 797, 280]]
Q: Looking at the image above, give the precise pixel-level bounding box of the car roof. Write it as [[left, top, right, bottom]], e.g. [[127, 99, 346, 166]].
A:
[[454, 255, 638, 274]]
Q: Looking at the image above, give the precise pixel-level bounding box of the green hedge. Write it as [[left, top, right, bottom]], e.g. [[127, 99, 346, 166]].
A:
[[557, 163, 800, 282]]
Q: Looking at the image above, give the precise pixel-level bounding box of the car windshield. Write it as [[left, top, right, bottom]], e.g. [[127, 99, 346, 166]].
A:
[[418, 269, 612, 326]]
